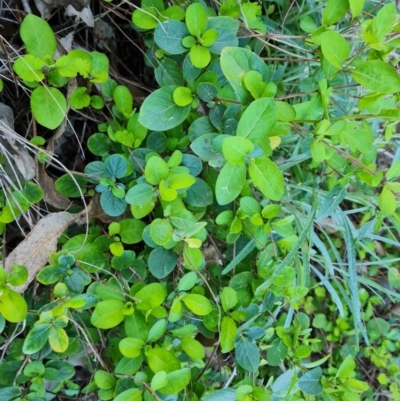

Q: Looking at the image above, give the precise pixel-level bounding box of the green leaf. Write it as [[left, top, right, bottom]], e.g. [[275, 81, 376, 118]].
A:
[[145, 156, 169, 185], [173, 86, 192, 106], [55, 174, 87, 198], [155, 58, 184, 87], [298, 367, 323, 396], [105, 154, 128, 178], [352, 61, 400, 94], [20, 14, 56, 58], [186, 4, 207, 37], [0, 386, 21, 400], [70, 87, 91, 109], [146, 347, 181, 373], [320, 31, 350, 70], [147, 319, 167, 342], [132, 7, 158, 30], [190, 45, 211, 69], [158, 368, 191, 394], [7, 264, 28, 287], [119, 219, 145, 244], [221, 316, 236, 353], [49, 326, 69, 353], [148, 247, 178, 279], [266, 338, 287, 366], [135, 283, 167, 310], [22, 324, 51, 355], [177, 272, 197, 292], [114, 388, 142, 401], [236, 337, 260, 372], [379, 186, 397, 216], [386, 159, 400, 181], [185, 178, 213, 207], [90, 300, 125, 329], [249, 157, 284, 201], [150, 219, 173, 246], [323, 0, 349, 25], [125, 311, 149, 341], [31, 86, 67, 129], [151, 371, 168, 391], [222, 239, 255, 275], [95, 370, 116, 389], [13, 55, 45, 81], [220, 47, 268, 103], [221, 287, 238, 311], [336, 355, 355, 381], [236, 97, 277, 144], [154, 20, 189, 54], [215, 162, 246, 205], [182, 294, 212, 315], [90, 51, 109, 83], [370, 3, 396, 42], [181, 338, 205, 359], [349, 0, 364, 17], [139, 86, 191, 131], [100, 191, 127, 217], [222, 137, 254, 164], [114, 85, 133, 116], [274, 266, 295, 287], [119, 337, 145, 358], [126, 183, 156, 206], [197, 82, 218, 102], [0, 289, 28, 322]]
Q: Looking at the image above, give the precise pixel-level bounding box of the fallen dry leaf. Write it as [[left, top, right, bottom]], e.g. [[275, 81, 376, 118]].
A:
[[1, 209, 90, 293], [36, 163, 71, 209]]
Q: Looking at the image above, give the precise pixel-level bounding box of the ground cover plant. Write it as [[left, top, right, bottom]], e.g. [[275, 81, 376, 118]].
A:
[[0, 0, 400, 400]]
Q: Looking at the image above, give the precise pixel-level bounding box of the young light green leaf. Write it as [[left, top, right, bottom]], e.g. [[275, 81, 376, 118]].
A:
[[146, 347, 181, 373], [185, 3, 207, 37], [249, 157, 284, 201], [145, 156, 169, 185], [31, 87, 67, 129], [222, 137, 254, 164], [0, 290, 28, 323], [95, 370, 116, 390], [119, 337, 145, 358], [237, 98, 277, 143], [158, 368, 191, 394], [379, 186, 397, 216], [323, 0, 348, 25], [13, 55, 45, 82], [20, 14, 56, 58], [220, 316, 236, 353], [182, 294, 212, 315], [352, 61, 400, 94], [320, 31, 350, 70], [221, 287, 238, 311], [135, 283, 167, 310], [349, 0, 365, 17], [49, 326, 69, 353], [190, 45, 211, 69], [90, 300, 125, 329], [336, 355, 355, 382], [386, 159, 400, 181]]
